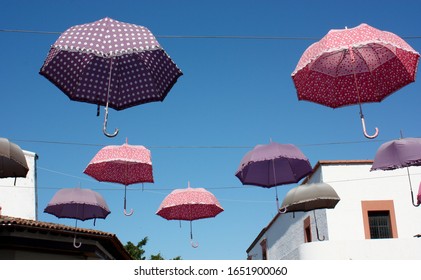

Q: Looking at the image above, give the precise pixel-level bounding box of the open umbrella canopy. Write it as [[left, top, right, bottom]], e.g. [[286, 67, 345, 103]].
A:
[[84, 142, 153, 185], [44, 187, 111, 221], [371, 137, 421, 207], [39, 17, 183, 137], [281, 182, 340, 212], [292, 23, 420, 139], [44, 187, 111, 248], [156, 182, 223, 248], [156, 184, 224, 221], [0, 137, 29, 179], [371, 137, 421, 171], [280, 182, 340, 241], [84, 140, 153, 216], [235, 141, 312, 188]]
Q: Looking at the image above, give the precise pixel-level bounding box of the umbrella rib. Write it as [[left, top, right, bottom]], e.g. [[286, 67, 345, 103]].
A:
[[132, 52, 164, 97]]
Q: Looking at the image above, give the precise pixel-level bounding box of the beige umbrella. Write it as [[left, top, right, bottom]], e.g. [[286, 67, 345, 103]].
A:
[[280, 182, 340, 241], [0, 138, 29, 185]]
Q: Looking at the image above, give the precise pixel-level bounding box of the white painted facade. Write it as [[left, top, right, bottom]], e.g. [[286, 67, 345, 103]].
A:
[[246, 160, 421, 260], [0, 151, 38, 220]]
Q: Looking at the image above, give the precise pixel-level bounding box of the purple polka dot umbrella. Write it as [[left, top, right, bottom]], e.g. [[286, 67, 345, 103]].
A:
[[84, 140, 153, 216], [292, 23, 419, 139], [44, 187, 111, 248], [39, 17, 183, 137], [156, 182, 224, 248]]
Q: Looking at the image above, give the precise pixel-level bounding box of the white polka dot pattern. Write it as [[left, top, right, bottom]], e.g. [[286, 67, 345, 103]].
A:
[[292, 23, 420, 108], [156, 187, 224, 221], [40, 17, 183, 110], [83, 143, 153, 186]]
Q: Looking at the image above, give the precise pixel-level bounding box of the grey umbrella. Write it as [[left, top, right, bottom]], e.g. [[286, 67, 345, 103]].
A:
[[371, 137, 421, 207], [280, 182, 340, 241], [0, 138, 29, 185]]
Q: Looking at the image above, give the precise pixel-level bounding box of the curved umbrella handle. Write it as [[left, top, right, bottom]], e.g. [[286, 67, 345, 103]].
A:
[[124, 208, 134, 216], [410, 189, 421, 207], [313, 210, 325, 241], [190, 221, 199, 248], [73, 235, 82, 248], [361, 116, 379, 139], [103, 107, 119, 138], [278, 206, 287, 214], [123, 186, 134, 216], [190, 239, 199, 248]]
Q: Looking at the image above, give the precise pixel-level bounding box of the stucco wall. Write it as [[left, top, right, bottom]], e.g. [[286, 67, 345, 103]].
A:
[[247, 161, 421, 260], [0, 151, 37, 220], [322, 163, 421, 241]]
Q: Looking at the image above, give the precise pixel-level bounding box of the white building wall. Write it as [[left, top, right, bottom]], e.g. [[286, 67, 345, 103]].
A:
[[322, 163, 421, 241], [247, 161, 421, 260], [0, 151, 37, 220]]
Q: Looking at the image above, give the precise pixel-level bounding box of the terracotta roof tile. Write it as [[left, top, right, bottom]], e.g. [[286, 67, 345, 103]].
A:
[[0, 215, 115, 237]]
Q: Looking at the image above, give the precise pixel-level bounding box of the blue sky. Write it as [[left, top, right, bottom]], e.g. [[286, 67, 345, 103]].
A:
[[1, 0, 421, 260]]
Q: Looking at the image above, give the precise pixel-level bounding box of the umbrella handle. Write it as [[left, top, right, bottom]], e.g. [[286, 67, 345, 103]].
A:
[[313, 210, 326, 241], [73, 235, 82, 248], [410, 188, 421, 207], [279, 206, 287, 214], [124, 208, 134, 216], [190, 240, 199, 248], [361, 115, 379, 139], [103, 106, 119, 137], [190, 221, 199, 248], [124, 186, 134, 216]]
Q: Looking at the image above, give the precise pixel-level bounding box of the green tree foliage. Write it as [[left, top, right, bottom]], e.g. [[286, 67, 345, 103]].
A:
[[124, 237, 148, 260], [124, 237, 182, 260]]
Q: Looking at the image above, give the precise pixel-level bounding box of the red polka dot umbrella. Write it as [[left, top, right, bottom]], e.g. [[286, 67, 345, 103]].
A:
[[292, 23, 419, 139], [84, 140, 153, 216], [40, 17, 183, 137], [156, 182, 224, 247]]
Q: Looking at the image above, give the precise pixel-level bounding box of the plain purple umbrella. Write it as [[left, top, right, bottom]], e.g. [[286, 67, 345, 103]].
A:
[[44, 187, 111, 248], [39, 17, 183, 137], [235, 141, 313, 210], [371, 137, 421, 207]]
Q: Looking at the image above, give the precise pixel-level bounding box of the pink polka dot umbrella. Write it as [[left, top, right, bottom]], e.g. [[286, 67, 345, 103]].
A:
[[84, 140, 153, 216], [292, 23, 419, 139], [156, 182, 224, 248], [40, 17, 183, 137]]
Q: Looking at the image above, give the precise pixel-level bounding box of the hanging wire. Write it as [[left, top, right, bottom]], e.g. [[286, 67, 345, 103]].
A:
[[10, 137, 394, 149], [1, 28, 421, 40]]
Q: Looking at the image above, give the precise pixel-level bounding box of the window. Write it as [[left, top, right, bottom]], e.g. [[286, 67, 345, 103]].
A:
[[304, 216, 312, 242], [260, 239, 267, 260], [368, 211, 392, 239], [361, 200, 398, 239]]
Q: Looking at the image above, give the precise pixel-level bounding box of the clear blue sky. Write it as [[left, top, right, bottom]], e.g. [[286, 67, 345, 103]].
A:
[[1, 0, 421, 260]]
